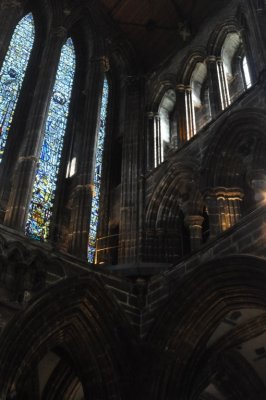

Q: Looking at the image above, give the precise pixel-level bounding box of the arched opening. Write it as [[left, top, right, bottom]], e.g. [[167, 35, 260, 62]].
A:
[[221, 32, 252, 103]]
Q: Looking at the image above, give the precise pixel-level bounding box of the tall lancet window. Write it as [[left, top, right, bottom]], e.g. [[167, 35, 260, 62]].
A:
[[26, 38, 75, 241], [88, 77, 109, 263], [0, 13, 35, 162]]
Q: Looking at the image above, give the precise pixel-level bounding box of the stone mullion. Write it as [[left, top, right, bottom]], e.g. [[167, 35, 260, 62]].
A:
[[175, 84, 188, 146], [207, 56, 223, 117], [68, 60, 104, 259], [4, 30, 66, 232]]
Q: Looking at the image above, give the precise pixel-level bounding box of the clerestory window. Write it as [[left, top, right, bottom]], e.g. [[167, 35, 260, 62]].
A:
[[26, 38, 76, 241], [0, 13, 35, 162]]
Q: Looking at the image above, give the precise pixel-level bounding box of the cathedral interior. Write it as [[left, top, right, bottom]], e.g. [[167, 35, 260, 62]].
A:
[[0, 0, 266, 398]]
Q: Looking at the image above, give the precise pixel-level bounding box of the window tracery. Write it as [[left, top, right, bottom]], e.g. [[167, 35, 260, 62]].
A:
[[0, 13, 34, 162], [26, 38, 76, 241]]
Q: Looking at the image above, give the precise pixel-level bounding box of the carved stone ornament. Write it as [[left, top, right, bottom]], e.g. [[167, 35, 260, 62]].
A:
[[100, 56, 110, 72]]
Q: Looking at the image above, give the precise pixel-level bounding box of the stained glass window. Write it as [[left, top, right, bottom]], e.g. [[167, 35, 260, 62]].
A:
[[0, 13, 35, 162], [26, 38, 75, 241], [88, 78, 109, 263]]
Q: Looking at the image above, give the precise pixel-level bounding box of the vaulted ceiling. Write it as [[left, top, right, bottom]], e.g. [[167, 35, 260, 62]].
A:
[[100, 0, 230, 71]]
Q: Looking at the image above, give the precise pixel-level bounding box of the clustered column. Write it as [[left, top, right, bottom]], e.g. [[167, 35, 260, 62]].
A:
[[176, 84, 195, 145], [68, 58, 106, 259], [145, 111, 161, 170], [207, 56, 224, 116]]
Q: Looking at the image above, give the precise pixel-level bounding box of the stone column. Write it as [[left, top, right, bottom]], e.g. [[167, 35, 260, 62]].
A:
[[185, 215, 204, 252], [185, 86, 196, 139], [176, 84, 195, 145], [154, 112, 161, 167], [119, 75, 145, 264], [4, 27, 67, 232], [216, 57, 230, 109], [145, 111, 161, 170], [207, 56, 224, 117], [205, 188, 244, 238], [67, 58, 106, 259]]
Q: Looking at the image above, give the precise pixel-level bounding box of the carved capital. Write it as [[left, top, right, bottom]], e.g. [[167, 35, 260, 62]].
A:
[[51, 26, 67, 40], [100, 56, 110, 72], [206, 55, 217, 63], [185, 215, 204, 228], [176, 84, 185, 92]]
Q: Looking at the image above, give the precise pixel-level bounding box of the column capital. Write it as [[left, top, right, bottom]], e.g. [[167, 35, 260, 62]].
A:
[[205, 187, 244, 200], [51, 25, 67, 40], [100, 56, 110, 72], [146, 111, 155, 118], [206, 55, 217, 63], [184, 215, 204, 228], [176, 84, 186, 92]]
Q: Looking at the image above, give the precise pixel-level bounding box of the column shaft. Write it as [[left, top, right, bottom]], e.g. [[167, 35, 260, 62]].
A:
[[176, 85, 188, 145], [68, 59, 105, 259], [207, 56, 224, 117]]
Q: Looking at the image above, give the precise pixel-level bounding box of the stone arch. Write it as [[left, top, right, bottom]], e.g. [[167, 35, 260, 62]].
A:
[[202, 108, 266, 194], [0, 273, 135, 399], [144, 159, 204, 261], [148, 255, 266, 399], [201, 108, 266, 237], [147, 74, 176, 113], [178, 50, 207, 86], [207, 18, 241, 57]]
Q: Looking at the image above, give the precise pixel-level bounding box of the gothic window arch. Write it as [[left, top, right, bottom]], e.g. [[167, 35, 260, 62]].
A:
[[0, 13, 35, 163], [88, 76, 109, 263], [221, 31, 252, 103], [26, 37, 76, 241]]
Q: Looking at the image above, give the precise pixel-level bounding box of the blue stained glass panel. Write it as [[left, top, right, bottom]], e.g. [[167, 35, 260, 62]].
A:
[[88, 78, 109, 263], [26, 38, 75, 241], [0, 13, 34, 162]]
